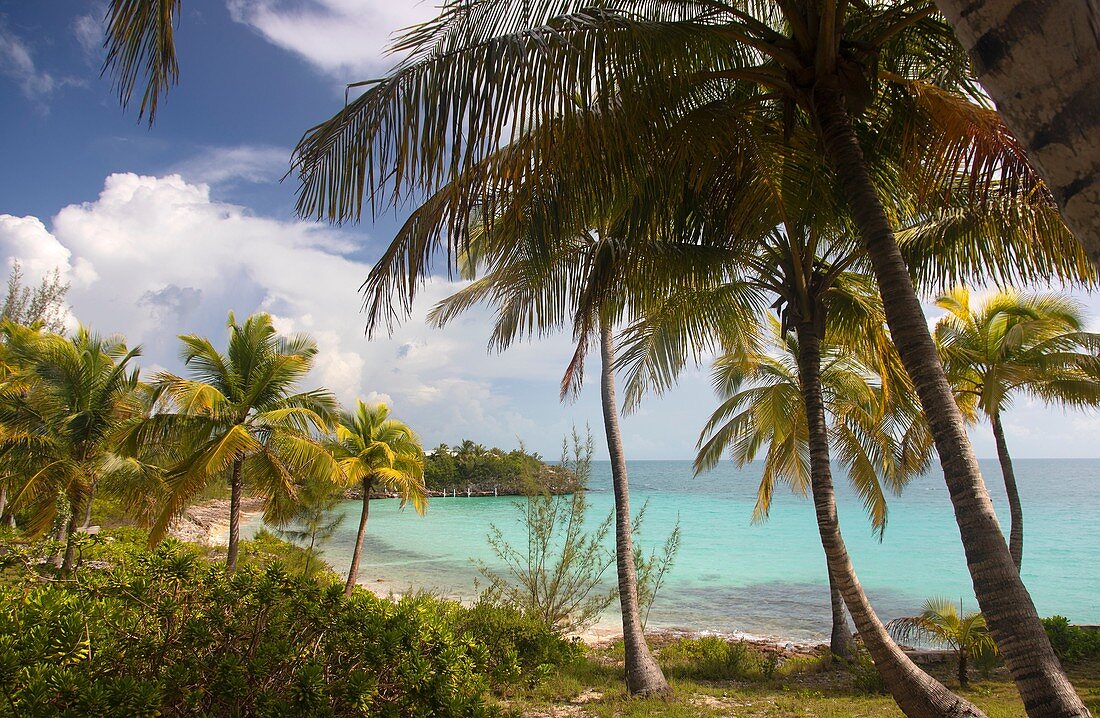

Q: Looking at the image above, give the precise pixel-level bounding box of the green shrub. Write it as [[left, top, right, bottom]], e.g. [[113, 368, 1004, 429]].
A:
[[1042, 616, 1100, 664], [847, 650, 887, 695], [453, 598, 584, 687], [658, 636, 761, 681], [0, 541, 503, 717]]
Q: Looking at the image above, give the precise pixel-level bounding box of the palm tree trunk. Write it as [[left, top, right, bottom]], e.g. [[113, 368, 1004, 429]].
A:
[[60, 497, 82, 575], [959, 649, 970, 689], [344, 476, 373, 596], [226, 458, 243, 573], [0, 479, 11, 528], [81, 487, 95, 530], [599, 322, 671, 697], [828, 565, 852, 659], [795, 320, 984, 718], [932, 0, 1100, 266], [812, 81, 1089, 718], [990, 412, 1024, 570]]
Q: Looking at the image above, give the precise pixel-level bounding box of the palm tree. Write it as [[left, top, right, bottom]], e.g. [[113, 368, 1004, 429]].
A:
[[428, 232, 697, 696], [0, 322, 143, 572], [696, 314, 931, 658], [289, 3, 1094, 711], [934, 288, 1100, 569], [275, 475, 346, 579], [888, 598, 998, 689], [121, 313, 338, 572], [330, 401, 427, 596], [930, 0, 1100, 263]]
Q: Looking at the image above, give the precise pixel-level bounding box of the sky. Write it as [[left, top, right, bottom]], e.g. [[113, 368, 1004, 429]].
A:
[[0, 0, 1099, 461]]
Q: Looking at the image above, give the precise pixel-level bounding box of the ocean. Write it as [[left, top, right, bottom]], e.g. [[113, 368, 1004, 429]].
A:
[[247, 458, 1098, 642]]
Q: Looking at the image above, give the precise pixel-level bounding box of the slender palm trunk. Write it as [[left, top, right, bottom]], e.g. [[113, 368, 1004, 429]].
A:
[[932, 0, 1100, 266], [990, 412, 1024, 570], [795, 321, 984, 718], [60, 497, 82, 575], [81, 487, 95, 530], [0, 479, 11, 528], [812, 81, 1088, 718], [828, 566, 852, 659], [226, 458, 243, 573], [959, 649, 970, 689], [599, 323, 671, 697], [345, 476, 373, 596]]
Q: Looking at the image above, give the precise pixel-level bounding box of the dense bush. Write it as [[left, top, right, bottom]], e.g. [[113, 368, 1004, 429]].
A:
[[1042, 616, 1100, 664], [424, 442, 577, 494], [0, 540, 579, 717]]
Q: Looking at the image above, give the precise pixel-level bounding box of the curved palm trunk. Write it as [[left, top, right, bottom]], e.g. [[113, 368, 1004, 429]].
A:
[[932, 0, 1100, 266], [990, 413, 1024, 569], [812, 82, 1088, 718], [599, 323, 671, 697], [226, 458, 243, 573], [796, 321, 984, 718], [828, 566, 853, 659], [344, 476, 373, 596]]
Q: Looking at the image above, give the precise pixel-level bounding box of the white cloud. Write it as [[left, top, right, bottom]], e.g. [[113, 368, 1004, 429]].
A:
[[171, 145, 292, 186], [12, 171, 590, 453], [226, 0, 438, 77], [72, 8, 106, 62], [0, 20, 58, 105]]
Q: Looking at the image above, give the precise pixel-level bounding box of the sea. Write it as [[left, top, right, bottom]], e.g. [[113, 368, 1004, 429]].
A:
[[246, 459, 1098, 642]]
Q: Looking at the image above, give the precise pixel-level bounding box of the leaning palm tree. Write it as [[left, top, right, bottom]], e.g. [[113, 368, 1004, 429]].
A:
[[289, 3, 1093, 711], [0, 322, 143, 572], [696, 313, 932, 659], [120, 313, 338, 572], [330, 400, 427, 596], [888, 598, 998, 689], [934, 288, 1100, 569]]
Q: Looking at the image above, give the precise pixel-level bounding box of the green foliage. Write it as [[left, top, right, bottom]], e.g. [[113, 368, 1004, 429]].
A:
[[848, 650, 889, 695], [274, 477, 345, 578], [476, 429, 614, 633], [452, 598, 584, 689], [631, 503, 681, 630], [239, 528, 338, 581], [658, 636, 759, 681], [0, 541, 527, 717], [1043, 617, 1100, 665], [425, 440, 575, 494]]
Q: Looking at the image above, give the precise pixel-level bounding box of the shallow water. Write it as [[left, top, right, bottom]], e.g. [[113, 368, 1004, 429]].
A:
[[248, 459, 1098, 641]]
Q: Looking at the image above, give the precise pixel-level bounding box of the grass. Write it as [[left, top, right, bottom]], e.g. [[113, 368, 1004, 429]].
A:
[[503, 639, 1100, 717]]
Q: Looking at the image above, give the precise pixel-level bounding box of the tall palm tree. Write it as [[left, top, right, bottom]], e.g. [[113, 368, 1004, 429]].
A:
[[428, 232, 704, 696], [289, 3, 1093, 711], [934, 288, 1100, 569], [888, 598, 998, 689], [0, 322, 143, 572], [120, 313, 338, 572], [696, 314, 931, 659], [330, 401, 427, 596]]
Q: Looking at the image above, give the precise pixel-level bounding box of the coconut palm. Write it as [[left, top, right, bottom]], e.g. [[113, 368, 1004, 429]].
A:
[[888, 598, 998, 689], [289, 3, 1096, 710], [428, 231, 721, 696], [330, 401, 426, 595], [934, 288, 1100, 569], [0, 322, 143, 572], [696, 311, 932, 657], [120, 313, 338, 572]]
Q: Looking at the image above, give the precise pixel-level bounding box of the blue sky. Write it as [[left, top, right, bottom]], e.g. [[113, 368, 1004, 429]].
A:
[[1, 0, 1099, 461]]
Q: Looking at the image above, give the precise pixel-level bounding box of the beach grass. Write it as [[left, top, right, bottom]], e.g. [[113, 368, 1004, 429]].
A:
[[505, 642, 1100, 717]]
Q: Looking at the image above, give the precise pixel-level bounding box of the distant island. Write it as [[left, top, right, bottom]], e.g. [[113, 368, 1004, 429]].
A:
[[423, 440, 580, 496]]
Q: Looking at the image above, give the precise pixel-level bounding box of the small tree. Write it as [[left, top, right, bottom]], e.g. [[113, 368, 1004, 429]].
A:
[[632, 504, 681, 631], [275, 477, 345, 578], [1, 262, 70, 334], [476, 428, 614, 633], [887, 598, 998, 689]]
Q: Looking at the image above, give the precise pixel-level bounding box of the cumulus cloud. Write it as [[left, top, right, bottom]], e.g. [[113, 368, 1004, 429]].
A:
[[5, 172, 592, 452], [226, 0, 437, 76]]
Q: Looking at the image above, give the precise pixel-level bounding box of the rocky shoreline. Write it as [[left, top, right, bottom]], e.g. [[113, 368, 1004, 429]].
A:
[[166, 497, 266, 546]]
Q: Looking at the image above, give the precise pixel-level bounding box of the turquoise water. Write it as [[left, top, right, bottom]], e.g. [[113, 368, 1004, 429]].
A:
[[249, 459, 1098, 641]]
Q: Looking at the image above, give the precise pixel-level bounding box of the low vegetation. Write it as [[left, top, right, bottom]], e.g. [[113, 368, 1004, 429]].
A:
[[425, 440, 579, 495]]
